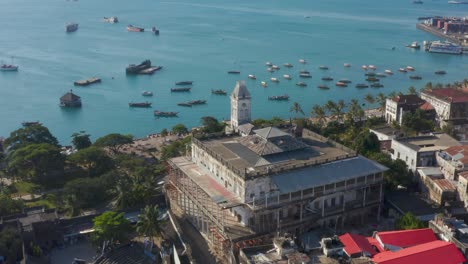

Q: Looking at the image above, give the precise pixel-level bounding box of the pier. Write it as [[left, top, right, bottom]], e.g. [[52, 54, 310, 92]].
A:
[[416, 23, 465, 46]]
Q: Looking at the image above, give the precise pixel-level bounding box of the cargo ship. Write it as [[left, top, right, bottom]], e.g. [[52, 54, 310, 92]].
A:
[[129, 102, 152, 108], [126, 60, 151, 74], [74, 77, 101, 86], [127, 25, 144, 32], [428, 41, 463, 54], [65, 23, 79, 33]]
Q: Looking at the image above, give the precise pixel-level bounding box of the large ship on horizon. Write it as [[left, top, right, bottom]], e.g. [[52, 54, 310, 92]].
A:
[[428, 41, 463, 54]]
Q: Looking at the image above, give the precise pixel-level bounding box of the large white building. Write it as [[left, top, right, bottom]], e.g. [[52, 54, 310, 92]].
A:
[[420, 88, 468, 124], [165, 81, 388, 261], [385, 95, 425, 125]]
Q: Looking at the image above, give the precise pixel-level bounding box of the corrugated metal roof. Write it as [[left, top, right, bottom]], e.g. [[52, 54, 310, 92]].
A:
[[376, 228, 437, 248], [270, 156, 387, 194], [339, 233, 378, 257]]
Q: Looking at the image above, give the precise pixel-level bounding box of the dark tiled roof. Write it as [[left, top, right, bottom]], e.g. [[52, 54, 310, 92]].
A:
[[392, 94, 425, 104], [60, 91, 80, 101], [423, 88, 468, 103]]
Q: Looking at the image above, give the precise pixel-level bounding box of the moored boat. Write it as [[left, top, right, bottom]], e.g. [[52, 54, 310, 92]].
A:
[[175, 81, 193, 85], [361, 65, 368, 70], [344, 63, 351, 67], [318, 85, 330, 90], [272, 65, 280, 70], [248, 74, 257, 80], [435, 70, 447, 75], [368, 65, 376, 70], [127, 25, 144, 32], [270, 77, 279, 82], [65, 23, 78, 32], [299, 59, 306, 64], [300, 70, 310, 74], [406, 41, 420, 49], [188, 100, 207, 105], [142, 91, 153, 96], [336, 82, 347, 87], [129, 102, 152, 107], [384, 69, 393, 75], [261, 81, 268, 87], [126, 60, 152, 74], [266, 61, 273, 66], [371, 83, 384, 88], [428, 41, 463, 54], [409, 75, 422, 80], [268, 94, 289, 101], [283, 63, 293, 67], [356, 83, 369, 88], [406, 66, 415, 71], [212, 89, 227, 95], [177, 102, 192, 107], [171, 87, 191, 92], [296, 82, 307, 87], [0, 63, 18, 72], [283, 74, 292, 80], [365, 72, 376, 77], [375, 73, 387, 78], [154, 111, 178, 117], [366, 77, 380, 82], [339, 79, 352, 83], [319, 65, 328, 70], [103, 16, 118, 23], [321, 77, 333, 81], [139, 66, 162, 75], [300, 73, 312, 78], [398, 68, 407, 73], [22, 121, 41, 127], [228, 70, 241, 74], [267, 68, 275, 72], [74, 77, 101, 86]]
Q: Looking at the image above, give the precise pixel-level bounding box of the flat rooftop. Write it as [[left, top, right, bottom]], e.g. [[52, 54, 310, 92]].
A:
[[386, 191, 441, 221], [395, 133, 461, 152], [423, 88, 468, 103], [196, 128, 355, 178]]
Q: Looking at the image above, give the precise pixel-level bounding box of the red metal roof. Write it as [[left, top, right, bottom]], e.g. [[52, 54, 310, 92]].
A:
[[372, 240, 466, 264], [432, 178, 456, 192], [375, 228, 437, 248], [424, 88, 468, 103], [339, 233, 379, 257], [419, 101, 434, 111], [444, 146, 468, 165]]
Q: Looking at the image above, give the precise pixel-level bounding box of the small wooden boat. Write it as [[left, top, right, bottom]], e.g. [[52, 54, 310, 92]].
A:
[[321, 77, 333, 81], [296, 82, 307, 87], [266, 61, 273, 66], [127, 25, 144, 32], [283, 63, 293, 68], [74, 77, 101, 86], [406, 66, 415, 71], [268, 94, 289, 101], [139, 66, 162, 75], [261, 81, 268, 87], [188, 100, 206, 105], [319, 65, 329, 70], [300, 70, 310, 74], [211, 89, 227, 95], [385, 69, 393, 75], [267, 68, 275, 72], [248, 74, 256, 80], [375, 73, 387, 78], [318, 85, 330, 90], [371, 83, 384, 88], [361, 65, 368, 70], [171, 87, 191, 92], [66, 23, 79, 33], [22, 121, 41, 127], [344, 63, 351, 67], [339, 79, 352, 83], [336, 82, 347, 87], [399, 68, 407, 73], [154, 111, 178, 117], [365, 72, 376, 77], [355, 83, 369, 88], [299, 59, 306, 64], [228, 70, 240, 74], [177, 102, 192, 107], [435, 70, 447, 75], [368, 65, 377, 70], [129, 102, 152, 107], [366, 77, 380, 82], [300, 73, 312, 78], [409, 75, 422, 80], [142, 91, 153, 96], [283, 74, 292, 80], [103, 17, 118, 23], [270, 77, 279, 82], [175, 81, 193, 85], [272, 65, 280, 70]]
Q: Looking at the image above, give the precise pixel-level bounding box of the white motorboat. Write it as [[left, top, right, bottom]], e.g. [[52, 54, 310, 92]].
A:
[[248, 74, 256, 79], [283, 74, 291, 80]]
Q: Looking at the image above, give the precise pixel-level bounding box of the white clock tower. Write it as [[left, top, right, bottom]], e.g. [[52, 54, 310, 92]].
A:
[[230, 81, 251, 131]]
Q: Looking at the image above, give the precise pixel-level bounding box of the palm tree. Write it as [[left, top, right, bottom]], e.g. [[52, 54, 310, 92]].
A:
[[376, 93, 387, 111], [311, 104, 327, 127], [136, 205, 164, 247], [324, 100, 338, 120], [347, 99, 362, 123], [408, 86, 417, 95], [334, 99, 346, 122], [387, 91, 397, 98], [364, 94, 375, 109], [289, 102, 305, 119]]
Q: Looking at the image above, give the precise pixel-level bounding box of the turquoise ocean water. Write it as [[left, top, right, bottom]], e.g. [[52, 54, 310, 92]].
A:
[[0, 0, 467, 143]]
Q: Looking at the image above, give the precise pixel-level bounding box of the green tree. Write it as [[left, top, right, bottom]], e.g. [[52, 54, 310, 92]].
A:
[[0, 226, 23, 263], [160, 129, 168, 137], [92, 211, 132, 246], [68, 146, 114, 177], [160, 136, 191, 161], [364, 94, 375, 108], [63, 176, 111, 214], [376, 93, 387, 111], [171, 124, 189, 135], [324, 100, 338, 120], [311, 104, 327, 127], [395, 212, 426, 230], [136, 205, 164, 246], [94, 133, 133, 154], [71, 131, 92, 150], [346, 99, 364, 124], [353, 131, 380, 155], [7, 143, 65, 186], [408, 86, 417, 95], [201, 116, 225, 133], [289, 102, 305, 118], [0, 193, 24, 216], [401, 109, 435, 134], [4, 124, 59, 151]]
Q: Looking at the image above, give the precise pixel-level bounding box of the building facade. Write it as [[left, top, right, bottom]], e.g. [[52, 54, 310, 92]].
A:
[[385, 95, 425, 125], [420, 88, 468, 124], [230, 81, 251, 131]]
